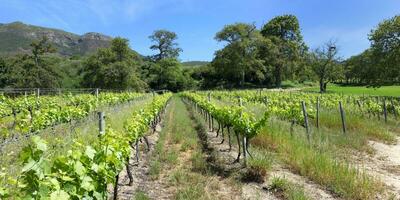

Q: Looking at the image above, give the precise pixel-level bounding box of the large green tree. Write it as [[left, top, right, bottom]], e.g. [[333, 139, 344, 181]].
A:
[[213, 23, 264, 87], [369, 15, 400, 84], [81, 37, 147, 90], [0, 37, 62, 88], [261, 15, 307, 87], [149, 30, 182, 61], [146, 58, 193, 92]]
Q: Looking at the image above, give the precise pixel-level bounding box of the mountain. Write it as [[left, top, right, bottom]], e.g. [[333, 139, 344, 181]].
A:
[[0, 21, 112, 56], [182, 61, 209, 68]]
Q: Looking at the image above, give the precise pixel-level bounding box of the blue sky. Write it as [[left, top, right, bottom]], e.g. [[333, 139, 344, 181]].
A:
[[0, 0, 399, 61]]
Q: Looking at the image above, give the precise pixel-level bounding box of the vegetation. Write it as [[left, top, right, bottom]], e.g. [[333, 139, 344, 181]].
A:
[[1, 11, 400, 200], [303, 84, 400, 96], [269, 177, 309, 200], [0, 93, 171, 199], [1, 14, 400, 92]]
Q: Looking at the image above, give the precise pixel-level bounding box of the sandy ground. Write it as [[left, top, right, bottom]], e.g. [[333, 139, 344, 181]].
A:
[[205, 128, 339, 200], [352, 136, 400, 198]]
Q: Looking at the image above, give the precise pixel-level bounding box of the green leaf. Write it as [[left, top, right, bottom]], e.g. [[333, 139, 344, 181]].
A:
[[49, 178, 60, 190], [74, 161, 85, 176], [85, 146, 96, 160], [32, 136, 47, 151], [60, 175, 74, 182], [81, 176, 94, 191], [21, 159, 37, 172], [0, 187, 9, 197], [50, 190, 70, 200]]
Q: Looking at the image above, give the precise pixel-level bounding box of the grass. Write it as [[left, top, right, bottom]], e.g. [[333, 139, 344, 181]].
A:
[[251, 118, 384, 200], [134, 190, 150, 200], [269, 176, 309, 200], [148, 96, 219, 200], [243, 148, 274, 183], [303, 84, 400, 96], [316, 109, 396, 143]]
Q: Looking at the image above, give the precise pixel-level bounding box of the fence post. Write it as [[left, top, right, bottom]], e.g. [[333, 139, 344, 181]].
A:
[[95, 88, 99, 99], [239, 97, 247, 166], [383, 99, 387, 123], [339, 101, 346, 134], [316, 97, 320, 129], [301, 101, 310, 142], [98, 112, 105, 135], [391, 98, 397, 119], [36, 88, 40, 98]]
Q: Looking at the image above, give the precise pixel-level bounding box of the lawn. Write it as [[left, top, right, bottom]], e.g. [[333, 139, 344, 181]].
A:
[[303, 84, 400, 96]]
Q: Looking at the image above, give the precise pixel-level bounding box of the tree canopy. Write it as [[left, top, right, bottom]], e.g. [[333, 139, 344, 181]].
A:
[[149, 30, 182, 61]]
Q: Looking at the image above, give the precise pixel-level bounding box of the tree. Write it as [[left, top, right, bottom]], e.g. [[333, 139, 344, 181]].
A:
[[149, 30, 182, 61], [111, 37, 130, 62], [30, 36, 56, 67], [344, 50, 376, 85], [310, 41, 342, 93], [261, 15, 307, 87], [81, 37, 147, 90], [369, 15, 400, 84], [213, 23, 264, 87], [0, 57, 7, 87], [146, 58, 192, 92]]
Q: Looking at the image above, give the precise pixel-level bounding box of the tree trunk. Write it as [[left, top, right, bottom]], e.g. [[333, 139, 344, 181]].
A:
[[319, 78, 325, 93], [275, 65, 282, 88], [323, 82, 328, 92]]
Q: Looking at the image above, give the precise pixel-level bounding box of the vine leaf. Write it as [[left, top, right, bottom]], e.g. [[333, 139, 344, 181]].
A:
[[50, 190, 69, 200]]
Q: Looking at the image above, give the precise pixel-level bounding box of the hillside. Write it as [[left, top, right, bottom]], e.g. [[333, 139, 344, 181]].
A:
[[182, 61, 209, 68], [0, 21, 112, 56]]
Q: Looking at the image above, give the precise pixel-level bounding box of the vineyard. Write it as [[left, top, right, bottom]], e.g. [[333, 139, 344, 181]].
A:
[[1, 89, 400, 200]]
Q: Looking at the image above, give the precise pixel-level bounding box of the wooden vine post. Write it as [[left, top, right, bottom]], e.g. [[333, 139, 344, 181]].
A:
[[391, 98, 397, 119], [376, 97, 381, 121], [339, 101, 346, 134], [301, 101, 310, 143], [316, 97, 320, 129], [96, 88, 99, 97], [239, 97, 247, 166], [208, 93, 212, 131], [383, 99, 388, 123], [98, 112, 105, 136]]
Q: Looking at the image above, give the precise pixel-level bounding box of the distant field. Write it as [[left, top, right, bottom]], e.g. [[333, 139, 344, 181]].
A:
[[303, 84, 400, 96]]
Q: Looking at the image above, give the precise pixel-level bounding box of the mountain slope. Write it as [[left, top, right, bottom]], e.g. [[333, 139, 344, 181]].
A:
[[182, 61, 209, 68], [0, 21, 112, 56]]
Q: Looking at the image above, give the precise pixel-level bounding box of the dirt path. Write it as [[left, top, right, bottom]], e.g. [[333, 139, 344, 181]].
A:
[[266, 168, 338, 200], [113, 100, 173, 200], [115, 123, 169, 200], [351, 136, 400, 198], [113, 97, 245, 200], [205, 128, 338, 200], [204, 127, 277, 199]]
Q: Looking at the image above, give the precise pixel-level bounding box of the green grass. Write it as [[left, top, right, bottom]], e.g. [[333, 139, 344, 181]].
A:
[[303, 84, 400, 96], [134, 190, 150, 200], [269, 177, 309, 200], [252, 118, 384, 200]]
